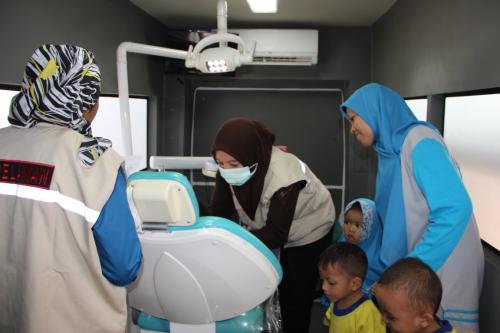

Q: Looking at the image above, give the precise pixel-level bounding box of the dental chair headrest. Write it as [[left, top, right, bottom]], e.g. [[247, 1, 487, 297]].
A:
[[128, 171, 199, 226]]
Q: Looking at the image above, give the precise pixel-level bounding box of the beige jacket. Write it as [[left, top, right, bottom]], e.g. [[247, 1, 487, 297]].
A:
[[0, 124, 127, 333], [233, 147, 336, 248]]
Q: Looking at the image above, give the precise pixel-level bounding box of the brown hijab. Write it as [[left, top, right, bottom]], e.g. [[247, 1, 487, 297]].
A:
[[212, 118, 275, 219]]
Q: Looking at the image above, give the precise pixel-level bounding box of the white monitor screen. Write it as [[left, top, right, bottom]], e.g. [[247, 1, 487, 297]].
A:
[[444, 93, 500, 250], [0, 88, 148, 173], [405, 98, 428, 121]]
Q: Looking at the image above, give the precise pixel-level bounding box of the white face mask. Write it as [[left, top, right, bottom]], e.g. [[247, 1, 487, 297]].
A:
[[219, 163, 258, 186]]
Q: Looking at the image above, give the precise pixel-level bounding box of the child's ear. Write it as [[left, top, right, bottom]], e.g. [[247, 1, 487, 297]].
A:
[[350, 277, 363, 291], [416, 311, 435, 329]]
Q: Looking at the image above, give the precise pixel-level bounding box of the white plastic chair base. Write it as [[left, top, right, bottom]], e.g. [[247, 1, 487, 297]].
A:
[[170, 322, 216, 333]]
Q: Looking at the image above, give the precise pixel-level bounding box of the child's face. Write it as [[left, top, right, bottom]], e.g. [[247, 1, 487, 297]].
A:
[[372, 284, 425, 333], [319, 263, 357, 303], [343, 209, 364, 244]]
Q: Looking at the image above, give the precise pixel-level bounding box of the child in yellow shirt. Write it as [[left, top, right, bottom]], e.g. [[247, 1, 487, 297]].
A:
[[319, 242, 386, 332], [372, 257, 458, 333]]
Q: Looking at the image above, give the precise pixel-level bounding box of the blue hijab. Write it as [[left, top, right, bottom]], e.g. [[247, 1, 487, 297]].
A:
[[340, 83, 433, 268], [340, 198, 384, 291]]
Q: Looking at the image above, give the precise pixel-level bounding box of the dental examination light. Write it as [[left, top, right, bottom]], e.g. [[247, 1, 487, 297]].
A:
[[185, 32, 254, 73], [185, 0, 253, 73], [117, 0, 254, 174]]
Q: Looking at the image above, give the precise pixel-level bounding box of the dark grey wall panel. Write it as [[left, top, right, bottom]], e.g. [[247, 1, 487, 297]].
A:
[[0, 0, 168, 96], [373, 0, 500, 97], [191, 88, 344, 186], [427, 94, 445, 133]]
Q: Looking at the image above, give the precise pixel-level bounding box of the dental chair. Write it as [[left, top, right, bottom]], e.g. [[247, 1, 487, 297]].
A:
[[127, 171, 282, 333]]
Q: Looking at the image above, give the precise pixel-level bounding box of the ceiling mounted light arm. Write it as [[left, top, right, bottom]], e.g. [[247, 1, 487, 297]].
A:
[[185, 33, 254, 73], [217, 0, 228, 34], [117, 42, 188, 158]]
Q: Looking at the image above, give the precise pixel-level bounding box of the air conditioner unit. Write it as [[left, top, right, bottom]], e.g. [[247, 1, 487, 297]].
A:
[[228, 29, 318, 66]]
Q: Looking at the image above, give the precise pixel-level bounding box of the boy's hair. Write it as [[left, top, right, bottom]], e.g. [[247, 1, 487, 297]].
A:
[[377, 257, 442, 313], [318, 242, 367, 281]]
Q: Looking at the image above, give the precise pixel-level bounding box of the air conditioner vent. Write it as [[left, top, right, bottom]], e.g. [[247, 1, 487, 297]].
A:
[[228, 29, 318, 66], [252, 56, 314, 65]]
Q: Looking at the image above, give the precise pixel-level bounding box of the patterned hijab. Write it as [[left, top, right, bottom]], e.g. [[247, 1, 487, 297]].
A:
[[211, 118, 275, 219], [9, 44, 111, 167], [339, 198, 384, 291]]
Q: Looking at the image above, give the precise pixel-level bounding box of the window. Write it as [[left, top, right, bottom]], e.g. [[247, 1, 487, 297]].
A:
[[92, 96, 148, 172], [0, 88, 148, 172], [0, 88, 19, 129], [444, 93, 500, 250], [405, 98, 427, 121]]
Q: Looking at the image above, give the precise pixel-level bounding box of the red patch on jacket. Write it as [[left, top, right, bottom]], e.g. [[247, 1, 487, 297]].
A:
[[0, 159, 55, 190]]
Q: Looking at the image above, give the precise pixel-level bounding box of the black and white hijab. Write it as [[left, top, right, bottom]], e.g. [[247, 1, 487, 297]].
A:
[[9, 44, 111, 167]]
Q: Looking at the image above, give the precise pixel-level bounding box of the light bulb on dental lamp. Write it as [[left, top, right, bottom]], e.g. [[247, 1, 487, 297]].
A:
[[185, 32, 254, 73]]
